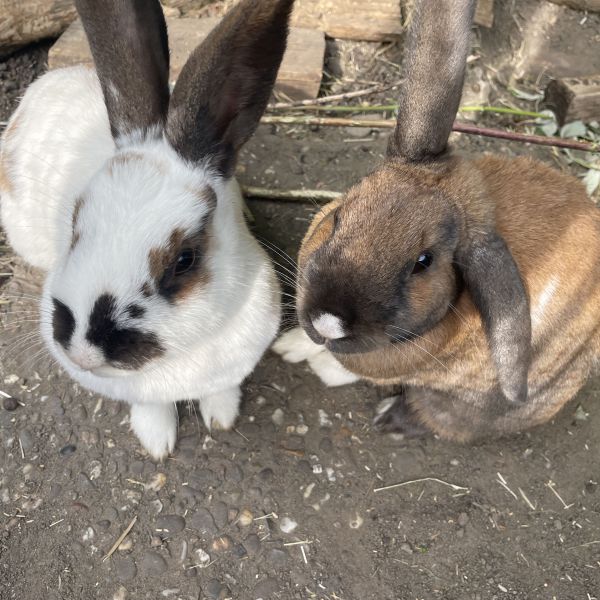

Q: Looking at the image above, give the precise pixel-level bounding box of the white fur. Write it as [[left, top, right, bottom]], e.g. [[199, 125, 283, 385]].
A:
[[1, 66, 281, 459], [273, 327, 360, 387], [312, 312, 347, 340]]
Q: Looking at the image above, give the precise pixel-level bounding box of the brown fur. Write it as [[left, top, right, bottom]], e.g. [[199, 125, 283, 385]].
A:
[[148, 226, 212, 302], [297, 153, 600, 442], [70, 196, 85, 250]]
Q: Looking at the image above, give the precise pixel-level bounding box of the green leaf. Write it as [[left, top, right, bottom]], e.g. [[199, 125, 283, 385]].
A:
[[583, 169, 600, 196], [560, 121, 587, 139]]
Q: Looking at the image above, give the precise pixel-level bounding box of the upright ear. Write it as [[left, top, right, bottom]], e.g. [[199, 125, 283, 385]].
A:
[[75, 0, 170, 141], [388, 0, 476, 162], [457, 233, 531, 404], [166, 0, 294, 177]]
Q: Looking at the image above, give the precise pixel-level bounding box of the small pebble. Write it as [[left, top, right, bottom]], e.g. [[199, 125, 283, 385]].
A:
[[2, 396, 18, 412], [266, 549, 288, 567], [18, 430, 34, 452], [349, 514, 363, 529], [155, 515, 186, 535], [113, 586, 128, 600], [113, 555, 137, 582], [205, 579, 227, 600], [400, 542, 413, 555], [279, 517, 298, 534], [195, 547, 211, 565], [318, 409, 333, 428], [211, 535, 232, 553], [243, 534, 260, 556], [238, 509, 253, 527], [258, 468, 274, 482], [59, 444, 77, 457], [211, 501, 228, 529], [554, 519, 563, 530], [296, 423, 309, 435], [224, 464, 243, 483], [189, 508, 217, 535], [139, 551, 168, 576], [255, 395, 266, 406], [271, 408, 284, 426], [118, 538, 133, 552]]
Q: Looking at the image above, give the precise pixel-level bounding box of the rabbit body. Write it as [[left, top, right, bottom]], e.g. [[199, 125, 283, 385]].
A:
[[0, 0, 292, 459], [273, 0, 600, 441]]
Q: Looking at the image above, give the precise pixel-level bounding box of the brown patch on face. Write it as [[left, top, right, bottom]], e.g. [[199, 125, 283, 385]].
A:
[[141, 282, 154, 298], [187, 185, 217, 210], [70, 196, 85, 250], [148, 225, 213, 303]]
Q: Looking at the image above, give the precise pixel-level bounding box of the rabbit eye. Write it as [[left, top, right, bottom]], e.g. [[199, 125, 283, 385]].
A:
[[175, 249, 196, 275], [412, 252, 433, 275]]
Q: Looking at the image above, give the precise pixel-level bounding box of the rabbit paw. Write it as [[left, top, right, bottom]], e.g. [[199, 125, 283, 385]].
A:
[[373, 396, 429, 437], [272, 327, 325, 363], [199, 387, 241, 431], [130, 402, 178, 461], [307, 351, 360, 387]]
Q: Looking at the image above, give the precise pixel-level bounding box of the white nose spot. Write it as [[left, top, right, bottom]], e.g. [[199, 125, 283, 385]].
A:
[[67, 341, 105, 371], [312, 312, 347, 340]]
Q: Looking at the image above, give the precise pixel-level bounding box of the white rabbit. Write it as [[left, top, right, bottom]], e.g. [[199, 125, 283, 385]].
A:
[[0, 0, 294, 459]]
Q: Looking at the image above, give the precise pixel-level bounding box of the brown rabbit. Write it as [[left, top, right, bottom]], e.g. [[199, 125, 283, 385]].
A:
[[273, 0, 600, 442]]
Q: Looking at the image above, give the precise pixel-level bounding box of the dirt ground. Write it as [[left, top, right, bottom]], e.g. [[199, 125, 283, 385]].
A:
[[2, 2, 600, 599]]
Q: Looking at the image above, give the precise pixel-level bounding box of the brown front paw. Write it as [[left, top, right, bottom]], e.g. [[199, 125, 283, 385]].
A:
[[373, 396, 429, 437]]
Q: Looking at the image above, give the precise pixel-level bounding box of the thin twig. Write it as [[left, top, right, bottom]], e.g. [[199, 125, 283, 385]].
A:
[[273, 104, 549, 120], [242, 186, 342, 203], [374, 477, 470, 494], [496, 472, 518, 501], [546, 481, 574, 510], [102, 515, 137, 562], [259, 115, 600, 153], [567, 540, 600, 550], [268, 81, 402, 109]]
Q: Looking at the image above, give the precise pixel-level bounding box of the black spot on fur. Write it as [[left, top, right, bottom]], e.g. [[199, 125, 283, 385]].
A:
[[52, 298, 75, 349], [125, 304, 145, 319], [86, 294, 164, 369], [141, 282, 153, 298]]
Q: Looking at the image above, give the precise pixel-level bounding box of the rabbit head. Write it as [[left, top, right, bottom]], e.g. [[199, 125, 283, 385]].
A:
[[295, 0, 531, 405], [41, 0, 292, 377]]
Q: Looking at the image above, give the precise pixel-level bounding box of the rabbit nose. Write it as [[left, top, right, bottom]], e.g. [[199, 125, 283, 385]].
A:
[[311, 312, 348, 340], [66, 343, 105, 371]]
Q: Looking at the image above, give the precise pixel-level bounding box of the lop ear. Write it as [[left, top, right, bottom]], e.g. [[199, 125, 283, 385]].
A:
[[388, 0, 476, 162], [165, 0, 294, 177], [457, 233, 531, 404], [75, 0, 170, 141]]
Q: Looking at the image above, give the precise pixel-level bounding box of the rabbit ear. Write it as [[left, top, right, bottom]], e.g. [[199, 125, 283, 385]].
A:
[[457, 233, 531, 404], [166, 0, 294, 177], [75, 0, 170, 141], [388, 0, 476, 162]]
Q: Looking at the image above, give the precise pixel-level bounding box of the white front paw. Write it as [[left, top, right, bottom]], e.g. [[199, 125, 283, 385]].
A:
[[272, 326, 325, 363], [307, 351, 360, 387], [199, 387, 241, 431], [130, 403, 178, 461]]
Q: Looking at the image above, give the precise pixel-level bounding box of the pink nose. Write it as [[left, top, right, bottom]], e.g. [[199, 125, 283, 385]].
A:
[[311, 312, 347, 340], [66, 344, 104, 371]]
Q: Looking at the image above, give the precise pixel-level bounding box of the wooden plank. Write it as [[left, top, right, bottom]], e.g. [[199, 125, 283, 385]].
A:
[[291, 0, 403, 42], [547, 0, 600, 10], [544, 75, 600, 125], [290, 0, 493, 41], [474, 0, 495, 28], [49, 17, 325, 101], [0, 0, 76, 56]]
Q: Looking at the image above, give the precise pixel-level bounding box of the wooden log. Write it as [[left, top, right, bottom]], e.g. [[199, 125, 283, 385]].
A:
[[547, 0, 600, 11], [544, 75, 600, 125], [0, 0, 76, 56], [49, 17, 325, 101]]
